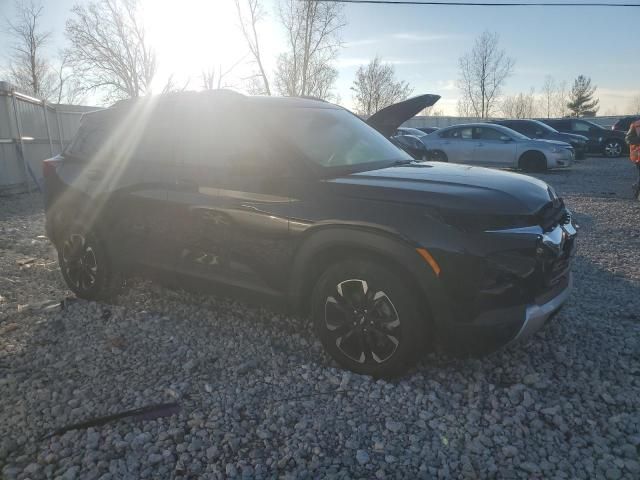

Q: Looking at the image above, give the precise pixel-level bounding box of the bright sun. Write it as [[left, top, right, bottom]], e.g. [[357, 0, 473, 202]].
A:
[[141, 0, 256, 92]]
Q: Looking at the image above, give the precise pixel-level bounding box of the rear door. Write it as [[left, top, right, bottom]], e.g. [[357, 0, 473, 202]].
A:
[[438, 127, 475, 163], [473, 126, 517, 167], [69, 106, 177, 272]]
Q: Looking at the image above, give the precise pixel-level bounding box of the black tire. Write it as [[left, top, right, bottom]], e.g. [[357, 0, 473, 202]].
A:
[[311, 258, 427, 378], [519, 151, 547, 172], [57, 225, 123, 301], [429, 150, 448, 162], [603, 139, 623, 158]]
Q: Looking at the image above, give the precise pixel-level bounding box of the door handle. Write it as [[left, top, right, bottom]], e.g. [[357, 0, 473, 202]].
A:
[[175, 178, 198, 192]]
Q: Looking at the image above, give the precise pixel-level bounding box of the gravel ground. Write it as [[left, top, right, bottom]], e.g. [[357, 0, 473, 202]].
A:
[[1, 156, 639, 479]]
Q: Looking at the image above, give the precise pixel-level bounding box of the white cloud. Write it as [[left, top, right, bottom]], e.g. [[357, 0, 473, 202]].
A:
[[390, 32, 458, 42]]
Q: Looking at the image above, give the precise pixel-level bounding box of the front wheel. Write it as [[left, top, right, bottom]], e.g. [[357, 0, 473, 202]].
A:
[[603, 139, 623, 158], [429, 150, 448, 162], [311, 259, 427, 378], [58, 226, 123, 301]]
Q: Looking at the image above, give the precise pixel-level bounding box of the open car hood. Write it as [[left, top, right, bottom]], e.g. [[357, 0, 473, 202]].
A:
[[366, 94, 441, 138]]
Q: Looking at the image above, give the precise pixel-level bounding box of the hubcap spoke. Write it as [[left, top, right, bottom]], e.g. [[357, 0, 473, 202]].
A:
[[325, 279, 401, 365], [61, 233, 97, 291]]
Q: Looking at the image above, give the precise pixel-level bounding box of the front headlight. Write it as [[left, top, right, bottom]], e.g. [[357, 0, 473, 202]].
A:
[[550, 147, 562, 153]]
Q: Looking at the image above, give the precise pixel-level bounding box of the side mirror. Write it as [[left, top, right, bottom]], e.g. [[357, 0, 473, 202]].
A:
[[500, 135, 512, 142], [535, 130, 544, 138]]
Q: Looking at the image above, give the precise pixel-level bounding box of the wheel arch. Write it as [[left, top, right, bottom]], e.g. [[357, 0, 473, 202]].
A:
[[518, 149, 548, 170], [287, 226, 452, 331]]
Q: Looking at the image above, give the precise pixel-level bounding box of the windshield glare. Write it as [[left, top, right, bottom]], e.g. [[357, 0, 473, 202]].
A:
[[269, 107, 411, 170]]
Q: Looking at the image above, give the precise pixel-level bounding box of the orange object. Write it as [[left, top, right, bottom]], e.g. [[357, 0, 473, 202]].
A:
[[416, 248, 441, 277], [630, 120, 640, 164]]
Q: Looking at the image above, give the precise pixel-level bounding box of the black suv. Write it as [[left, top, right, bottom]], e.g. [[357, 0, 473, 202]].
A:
[[491, 119, 588, 160], [44, 91, 577, 377], [541, 118, 627, 157], [611, 115, 640, 133]]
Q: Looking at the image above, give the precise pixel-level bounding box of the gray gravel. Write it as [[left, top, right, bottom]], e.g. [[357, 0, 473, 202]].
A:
[[1, 156, 639, 479]]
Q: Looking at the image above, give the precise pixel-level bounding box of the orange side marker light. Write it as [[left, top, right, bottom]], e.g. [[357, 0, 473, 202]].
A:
[[416, 248, 441, 277]]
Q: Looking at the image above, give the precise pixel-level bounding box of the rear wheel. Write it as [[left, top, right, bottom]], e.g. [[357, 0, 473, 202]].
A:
[[58, 225, 123, 301], [603, 139, 623, 158], [519, 151, 547, 172], [429, 150, 448, 162], [311, 259, 427, 378]]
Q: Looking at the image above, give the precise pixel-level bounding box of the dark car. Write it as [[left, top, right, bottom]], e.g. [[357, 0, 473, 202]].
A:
[[44, 91, 577, 377], [541, 118, 627, 157], [416, 127, 439, 135], [395, 127, 428, 138], [611, 115, 640, 133], [390, 134, 430, 160], [492, 119, 588, 160]]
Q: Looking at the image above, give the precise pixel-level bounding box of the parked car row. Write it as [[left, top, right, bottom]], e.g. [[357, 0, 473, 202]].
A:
[[390, 114, 630, 172]]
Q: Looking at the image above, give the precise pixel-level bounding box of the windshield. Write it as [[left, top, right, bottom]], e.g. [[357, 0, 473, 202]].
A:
[[531, 120, 558, 134], [268, 107, 411, 171], [498, 126, 529, 140]]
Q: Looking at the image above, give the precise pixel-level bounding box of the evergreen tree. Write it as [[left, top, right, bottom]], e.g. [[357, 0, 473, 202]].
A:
[[567, 75, 599, 117]]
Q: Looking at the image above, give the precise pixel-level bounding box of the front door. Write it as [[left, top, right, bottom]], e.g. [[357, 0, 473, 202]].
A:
[[166, 98, 292, 295], [472, 126, 517, 167]]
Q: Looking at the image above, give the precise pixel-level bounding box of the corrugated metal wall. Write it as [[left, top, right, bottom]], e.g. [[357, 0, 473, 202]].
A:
[[0, 82, 97, 194]]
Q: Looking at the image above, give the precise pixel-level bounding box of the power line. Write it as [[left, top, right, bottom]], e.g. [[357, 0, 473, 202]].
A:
[[312, 0, 640, 7]]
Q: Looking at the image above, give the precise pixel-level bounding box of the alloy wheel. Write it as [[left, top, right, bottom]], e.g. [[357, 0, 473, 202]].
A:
[[604, 141, 622, 157], [324, 279, 401, 364], [61, 233, 98, 291]]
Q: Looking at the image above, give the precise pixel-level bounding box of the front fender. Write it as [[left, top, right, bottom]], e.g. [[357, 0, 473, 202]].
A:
[[287, 226, 453, 331]]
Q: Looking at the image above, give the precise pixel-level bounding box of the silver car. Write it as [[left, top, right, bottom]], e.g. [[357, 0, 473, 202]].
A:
[[424, 123, 574, 171]]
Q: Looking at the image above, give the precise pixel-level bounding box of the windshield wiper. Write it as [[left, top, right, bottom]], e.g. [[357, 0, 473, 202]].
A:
[[389, 159, 417, 166]]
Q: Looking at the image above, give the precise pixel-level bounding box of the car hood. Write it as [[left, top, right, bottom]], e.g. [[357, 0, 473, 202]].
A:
[[329, 162, 555, 216], [561, 133, 588, 143], [366, 94, 441, 138]]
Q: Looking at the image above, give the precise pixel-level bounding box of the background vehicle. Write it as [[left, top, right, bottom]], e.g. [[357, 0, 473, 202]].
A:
[[611, 115, 640, 132], [44, 91, 576, 377], [540, 118, 627, 157], [395, 126, 428, 138], [425, 123, 574, 171], [416, 127, 439, 135], [390, 134, 430, 160], [491, 119, 588, 160]]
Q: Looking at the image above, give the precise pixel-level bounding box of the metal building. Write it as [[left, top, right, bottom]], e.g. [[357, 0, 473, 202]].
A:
[[0, 81, 99, 195]]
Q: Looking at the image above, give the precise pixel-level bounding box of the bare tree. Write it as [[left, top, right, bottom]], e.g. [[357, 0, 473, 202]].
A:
[[200, 56, 247, 91], [629, 94, 640, 115], [234, 0, 271, 95], [5, 0, 57, 99], [421, 105, 444, 116], [457, 31, 514, 119], [350, 56, 412, 116], [553, 80, 570, 117], [501, 89, 538, 118], [53, 52, 84, 104], [274, 0, 345, 99], [540, 75, 556, 118], [65, 0, 156, 102]]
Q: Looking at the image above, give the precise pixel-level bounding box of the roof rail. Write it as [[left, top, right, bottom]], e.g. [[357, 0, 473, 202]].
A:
[[109, 89, 246, 108], [293, 95, 328, 103]]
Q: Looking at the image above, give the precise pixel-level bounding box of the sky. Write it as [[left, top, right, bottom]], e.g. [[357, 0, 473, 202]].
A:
[[1, 0, 639, 115]]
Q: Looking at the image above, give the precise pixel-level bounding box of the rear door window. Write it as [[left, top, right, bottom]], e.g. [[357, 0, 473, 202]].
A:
[[66, 117, 112, 160]]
